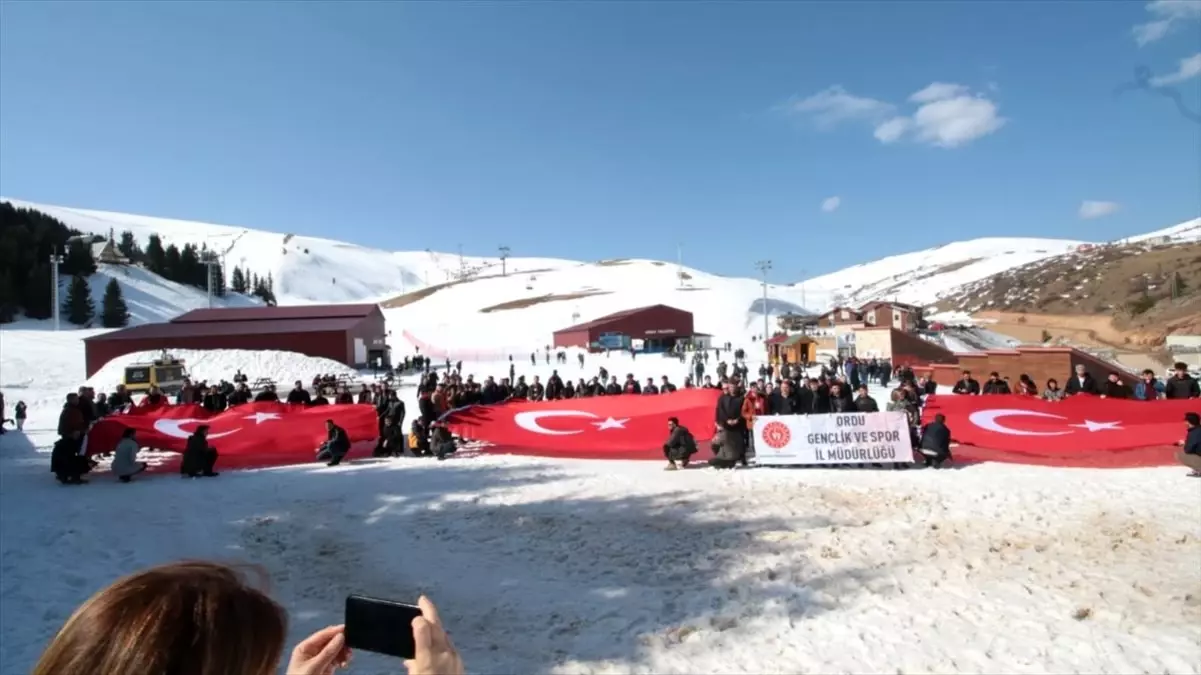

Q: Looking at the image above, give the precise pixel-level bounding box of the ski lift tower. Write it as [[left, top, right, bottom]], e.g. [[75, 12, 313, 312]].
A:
[[755, 259, 772, 363]]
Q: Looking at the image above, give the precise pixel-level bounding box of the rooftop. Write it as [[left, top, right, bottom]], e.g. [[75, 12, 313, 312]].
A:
[[172, 304, 379, 324], [85, 317, 365, 342], [553, 304, 688, 333]]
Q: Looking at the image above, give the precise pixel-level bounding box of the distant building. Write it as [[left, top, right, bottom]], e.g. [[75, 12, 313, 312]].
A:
[[552, 304, 695, 353], [83, 304, 389, 377], [1166, 334, 1201, 369], [859, 300, 923, 333], [91, 240, 130, 265], [816, 307, 864, 328]]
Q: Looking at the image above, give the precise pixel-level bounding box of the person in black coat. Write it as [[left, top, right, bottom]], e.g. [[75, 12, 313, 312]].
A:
[[254, 385, 280, 402], [431, 422, 457, 461], [712, 384, 747, 468], [1064, 365, 1099, 396], [952, 371, 980, 395], [316, 420, 351, 466], [768, 381, 800, 415], [180, 426, 219, 478], [1165, 362, 1201, 400], [982, 372, 1011, 395], [662, 416, 698, 470], [1100, 373, 1132, 399], [854, 385, 879, 412], [918, 413, 953, 468], [1177, 412, 1201, 476], [286, 381, 311, 405]]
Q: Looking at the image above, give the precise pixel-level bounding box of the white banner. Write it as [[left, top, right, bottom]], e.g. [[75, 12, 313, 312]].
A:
[[753, 412, 914, 465]]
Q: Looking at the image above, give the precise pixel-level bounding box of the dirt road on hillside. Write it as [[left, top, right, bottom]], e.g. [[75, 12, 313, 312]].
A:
[[972, 311, 1175, 372]]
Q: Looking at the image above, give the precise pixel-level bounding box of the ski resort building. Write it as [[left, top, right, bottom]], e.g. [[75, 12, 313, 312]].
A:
[[83, 304, 389, 377], [552, 304, 695, 353]]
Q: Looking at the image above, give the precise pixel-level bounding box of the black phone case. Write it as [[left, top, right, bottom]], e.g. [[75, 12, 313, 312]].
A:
[[344, 594, 422, 659]]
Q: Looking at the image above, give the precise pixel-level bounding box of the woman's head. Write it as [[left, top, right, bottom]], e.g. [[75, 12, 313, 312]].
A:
[[34, 561, 287, 675]]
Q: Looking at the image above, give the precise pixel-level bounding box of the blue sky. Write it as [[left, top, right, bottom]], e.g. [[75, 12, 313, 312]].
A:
[[1, 1, 1198, 279]]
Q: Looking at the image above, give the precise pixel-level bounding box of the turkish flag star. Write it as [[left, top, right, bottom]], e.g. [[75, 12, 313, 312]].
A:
[[592, 417, 628, 430]]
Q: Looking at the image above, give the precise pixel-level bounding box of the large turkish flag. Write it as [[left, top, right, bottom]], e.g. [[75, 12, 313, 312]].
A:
[[85, 402, 380, 466], [923, 394, 1197, 458], [443, 389, 722, 455]]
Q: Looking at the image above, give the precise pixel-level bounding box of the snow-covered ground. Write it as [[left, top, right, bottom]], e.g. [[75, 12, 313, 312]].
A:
[[84, 348, 362, 394], [3, 326, 1200, 674]]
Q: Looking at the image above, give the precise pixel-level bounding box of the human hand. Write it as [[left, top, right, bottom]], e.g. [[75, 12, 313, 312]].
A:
[[286, 624, 351, 675], [404, 596, 463, 675]]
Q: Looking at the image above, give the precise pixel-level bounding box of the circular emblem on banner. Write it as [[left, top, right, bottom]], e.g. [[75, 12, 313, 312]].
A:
[[760, 421, 791, 449]]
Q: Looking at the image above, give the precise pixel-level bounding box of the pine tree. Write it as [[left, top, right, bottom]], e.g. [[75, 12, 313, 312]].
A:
[[117, 230, 141, 262], [62, 238, 97, 276], [230, 266, 247, 294], [63, 275, 95, 326], [145, 234, 166, 274], [163, 244, 182, 282], [100, 277, 130, 327], [22, 264, 52, 320], [0, 269, 16, 323]]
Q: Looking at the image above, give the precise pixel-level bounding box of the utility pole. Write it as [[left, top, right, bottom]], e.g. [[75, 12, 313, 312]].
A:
[[49, 248, 65, 331], [203, 258, 220, 308], [498, 245, 510, 276], [797, 268, 808, 311], [755, 259, 772, 364], [677, 243, 683, 288]]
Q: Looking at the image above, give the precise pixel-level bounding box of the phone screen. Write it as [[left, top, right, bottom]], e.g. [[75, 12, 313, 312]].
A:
[[344, 595, 423, 659]]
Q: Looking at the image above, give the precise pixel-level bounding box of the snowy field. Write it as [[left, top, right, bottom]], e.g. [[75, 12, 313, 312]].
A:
[[3, 326, 1201, 674]]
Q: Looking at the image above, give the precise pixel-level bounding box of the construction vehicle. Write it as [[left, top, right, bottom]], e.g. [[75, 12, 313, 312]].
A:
[[122, 351, 189, 394]]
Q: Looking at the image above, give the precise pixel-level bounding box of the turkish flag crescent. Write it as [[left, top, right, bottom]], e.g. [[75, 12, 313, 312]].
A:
[[85, 402, 380, 462], [922, 394, 1196, 456], [443, 389, 722, 454]]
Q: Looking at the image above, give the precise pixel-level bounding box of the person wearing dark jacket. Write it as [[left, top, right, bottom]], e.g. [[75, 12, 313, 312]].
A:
[[286, 381, 311, 405], [1176, 412, 1201, 476], [431, 422, 457, 460], [1165, 363, 1201, 400], [1064, 365, 1099, 396], [180, 426, 219, 478], [316, 420, 351, 466], [227, 385, 251, 407], [254, 385, 279, 402], [662, 417, 697, 470], [918, 413, 953, 468], [711, 383, 747, 468], [375, 417, 405, 457], [952, 371, 980, 395], [1100, 373, 1131, 399], [801, 379, 830, 414], [982, 372, 1011, 395], [829, 384, 855, 413], [768, 381, 800, 415], [854, 385, 879, 412]]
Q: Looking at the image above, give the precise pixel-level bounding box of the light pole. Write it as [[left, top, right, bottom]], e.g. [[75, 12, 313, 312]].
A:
[[498, 245, 510, 276], [50, 249, 65, 331], [755, 259, 772, 365], [203, 257, 220, 308], [797, 268, 808, 311]]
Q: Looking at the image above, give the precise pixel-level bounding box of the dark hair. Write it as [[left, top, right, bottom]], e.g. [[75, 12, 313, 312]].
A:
[[1186, 412, 1200, 426], [1175, 362, 1188, 371], [121, 428, 136, 439], [1142, 369, 1155, 376], [667, 416, 679, 425], [33, 561, 287, 675], [934, 413, 946, 423]]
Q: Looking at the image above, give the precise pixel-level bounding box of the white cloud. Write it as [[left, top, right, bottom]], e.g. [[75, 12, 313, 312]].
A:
[[909, 82, 970, 103], [820, 196, 842, 213], [1150, 52, 1201, 86], [785, 86, 894, 129], [1134, 0, 1201, 46], [1079, 201, 1121, 219], [873, 117, 912, 144], [788, 82, 1005, 149]]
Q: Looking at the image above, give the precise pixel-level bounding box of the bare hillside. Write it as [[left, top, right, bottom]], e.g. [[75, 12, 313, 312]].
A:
[[935, 238, 1201, 343]]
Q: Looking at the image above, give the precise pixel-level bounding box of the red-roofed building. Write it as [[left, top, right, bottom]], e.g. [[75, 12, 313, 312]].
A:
[[83, 304, 389, 377], [552, 304, 694, 352]]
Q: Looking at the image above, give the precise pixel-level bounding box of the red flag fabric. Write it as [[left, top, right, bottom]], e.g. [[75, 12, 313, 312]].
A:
[[443, 389, 722, 456], [86, 402, 379, 467], [922, 394, 1197, 459]]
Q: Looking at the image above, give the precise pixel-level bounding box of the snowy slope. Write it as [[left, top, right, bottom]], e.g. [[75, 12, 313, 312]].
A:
[[83, 263, 258, 326], [799, 237, 1088, 310], [1117, 216, 1201, 245], [85, 348, 359, 394], [2, 199, 575, 306]]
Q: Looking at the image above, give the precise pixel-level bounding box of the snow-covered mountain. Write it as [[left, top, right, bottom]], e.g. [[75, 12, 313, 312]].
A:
[[82, 263, 259, 326], [6, 198, 1195, 349]]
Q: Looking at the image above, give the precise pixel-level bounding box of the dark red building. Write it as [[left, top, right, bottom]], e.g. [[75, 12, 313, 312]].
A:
[[83, 304, 389, 377], [552, 304, 695, 352]]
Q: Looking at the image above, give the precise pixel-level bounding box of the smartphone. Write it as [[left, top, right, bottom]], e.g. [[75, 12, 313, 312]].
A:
[[344, 594, 424, 659]]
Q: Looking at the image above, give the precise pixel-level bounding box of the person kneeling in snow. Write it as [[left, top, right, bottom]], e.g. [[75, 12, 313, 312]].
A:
[[316, 419, 351, 466], [431, 421, 457, 461], [181, 426, 220, 478], [112, 428, 148, 483], [917, 413, 952, 469], [662, 416, 697, 470]]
